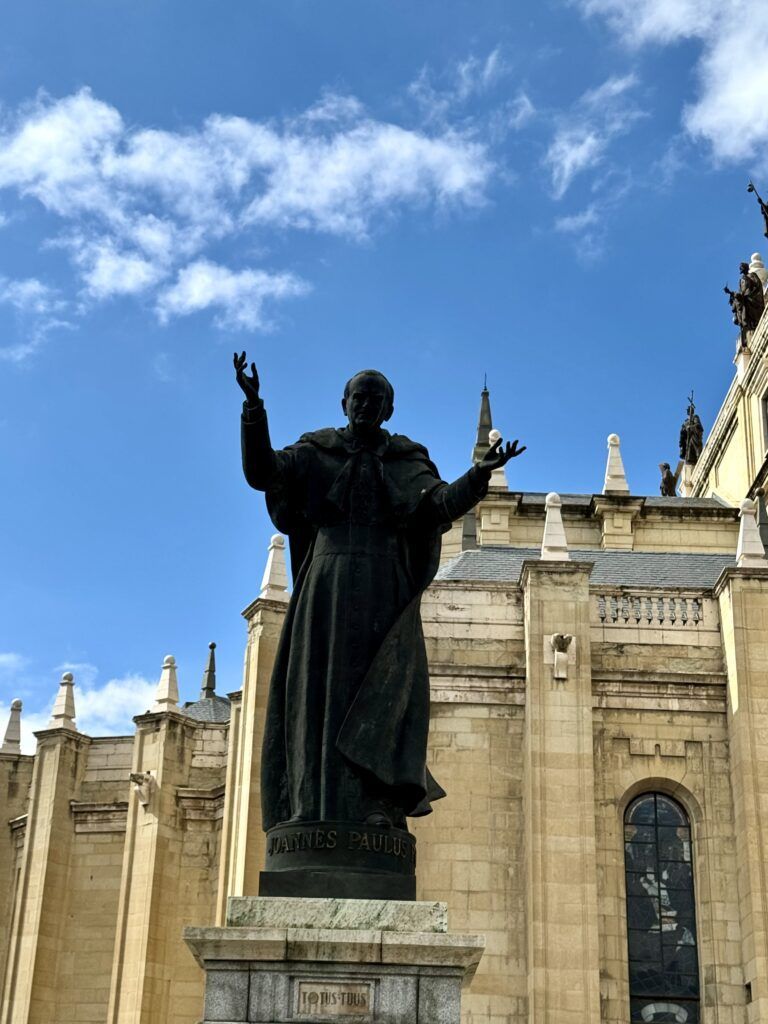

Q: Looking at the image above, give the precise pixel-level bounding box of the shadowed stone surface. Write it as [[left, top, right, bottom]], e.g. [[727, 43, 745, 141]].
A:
[[226, 897, 448, 933]]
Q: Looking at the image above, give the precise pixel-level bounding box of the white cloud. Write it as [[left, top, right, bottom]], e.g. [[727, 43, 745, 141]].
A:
[[546, 130, 607, 199], [554, 204, 600, 232], [544, 74, 642, 198], [0, 276, 69, 362], [243, 123, 490, 236], [455, 48, 509, 99], [574, 0, 717, 46], [572, 0, 768, 167], [0, 87, 494, 355], [76, 674, 156, 736], [157, 259, 310, 330], [408, 48, 517, 127], [74, 237, 167, 299], [0, 652, 29, 673], [0, 665, 157, 754]]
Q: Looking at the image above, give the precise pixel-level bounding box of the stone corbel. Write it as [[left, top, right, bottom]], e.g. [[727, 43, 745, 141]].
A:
[[543, 633, 575, 681], [130, 771, 156, 809]]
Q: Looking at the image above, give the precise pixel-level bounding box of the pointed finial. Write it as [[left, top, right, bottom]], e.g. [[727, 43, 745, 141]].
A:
[[487, 428, 509, 491], [200, 642, 217, 699], [736, 499, 767, 567], [259, 534, 290, 603], [49, 672, 77, 730], [603, 434, 630, 495], [151, 655, 179, 712], [472, 380, 494, 464], [2, 699, 22, 753], [541, 492, 570, 560]]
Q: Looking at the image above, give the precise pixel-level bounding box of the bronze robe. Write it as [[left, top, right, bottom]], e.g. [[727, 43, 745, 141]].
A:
[[241, 403, 488, 830]]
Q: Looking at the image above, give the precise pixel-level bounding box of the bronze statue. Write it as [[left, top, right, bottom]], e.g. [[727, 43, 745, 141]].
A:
[[679, 397, 703, 466], [234, 354, 525, 897], [748, 181, 768, 239], [724, 261, 765, 347], [659, 463, 677, 497]]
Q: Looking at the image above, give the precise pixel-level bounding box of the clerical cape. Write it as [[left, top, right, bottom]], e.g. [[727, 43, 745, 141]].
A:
[[241, 406, 487, 830]]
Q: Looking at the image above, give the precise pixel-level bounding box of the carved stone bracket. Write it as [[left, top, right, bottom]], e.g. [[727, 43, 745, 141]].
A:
[[130, 771, 156, 809], [543, 634, 575, 681]]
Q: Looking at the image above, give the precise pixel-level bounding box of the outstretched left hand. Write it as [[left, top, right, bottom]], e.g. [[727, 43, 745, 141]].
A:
[[478, 436, 527, 474]]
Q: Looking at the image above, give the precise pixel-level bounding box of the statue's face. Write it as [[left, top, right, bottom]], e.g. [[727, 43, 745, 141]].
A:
[[342, 374, 392, 432]]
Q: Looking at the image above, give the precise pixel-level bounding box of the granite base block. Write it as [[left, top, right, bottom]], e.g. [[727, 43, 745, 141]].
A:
[[185, 898, 483, 1024]]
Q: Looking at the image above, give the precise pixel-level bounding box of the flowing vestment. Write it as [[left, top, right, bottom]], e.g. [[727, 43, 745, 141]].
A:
[[241, 404, 488, 830]]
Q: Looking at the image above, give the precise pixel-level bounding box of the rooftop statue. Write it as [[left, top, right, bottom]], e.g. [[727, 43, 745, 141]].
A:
[[679, 399, 704, 467], [234, 353, 525, 897], [659, 463, 677, 497], [748, 180, 768, 240], [724, 261, 765, 348]]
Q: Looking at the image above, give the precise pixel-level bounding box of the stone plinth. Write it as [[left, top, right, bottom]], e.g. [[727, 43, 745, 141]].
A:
[[184, 897, 484, 1024]]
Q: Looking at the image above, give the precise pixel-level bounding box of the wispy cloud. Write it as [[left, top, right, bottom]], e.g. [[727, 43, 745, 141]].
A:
[[0, 652, 29, 674], [0, 87, 494, 359], [0, 276, 69, 361], [572, 0, 768, 167], [544, 73, 642, 198], [408, 48, 530, 132]]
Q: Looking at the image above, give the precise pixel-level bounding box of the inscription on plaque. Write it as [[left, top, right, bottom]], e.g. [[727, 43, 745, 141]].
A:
[[295, 980, 373, 1019]]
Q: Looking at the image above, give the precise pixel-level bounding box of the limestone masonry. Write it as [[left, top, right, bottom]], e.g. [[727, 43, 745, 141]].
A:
[[5, 266, 768, 1022]]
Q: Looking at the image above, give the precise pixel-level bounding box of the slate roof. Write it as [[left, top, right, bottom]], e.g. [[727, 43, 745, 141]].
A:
[[183, 694, 231, 723], [435, 546, 736, 589], [510, 492, 734, 513]]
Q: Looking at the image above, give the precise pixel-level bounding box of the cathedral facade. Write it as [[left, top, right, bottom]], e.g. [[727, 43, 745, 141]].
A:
[[3, 262, 768, 1023]]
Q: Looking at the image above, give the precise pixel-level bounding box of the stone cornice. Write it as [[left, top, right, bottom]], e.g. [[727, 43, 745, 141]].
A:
[[241, 596, 291, 621], [518, 558, 594, 588], [713, 563, 768, 597], [70, 801, 128, 834]]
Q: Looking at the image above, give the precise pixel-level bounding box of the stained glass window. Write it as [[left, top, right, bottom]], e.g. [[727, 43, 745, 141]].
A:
[[624, 793, 700, 1024]]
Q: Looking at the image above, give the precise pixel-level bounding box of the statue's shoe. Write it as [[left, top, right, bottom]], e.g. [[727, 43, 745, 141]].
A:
[[365, 811, 393, 828]]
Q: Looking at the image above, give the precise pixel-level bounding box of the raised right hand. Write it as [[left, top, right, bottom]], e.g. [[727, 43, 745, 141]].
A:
[[233, 351, 261, 404]]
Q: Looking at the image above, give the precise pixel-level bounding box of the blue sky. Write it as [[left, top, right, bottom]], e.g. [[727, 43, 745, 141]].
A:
[[2, 0, 767, 748]]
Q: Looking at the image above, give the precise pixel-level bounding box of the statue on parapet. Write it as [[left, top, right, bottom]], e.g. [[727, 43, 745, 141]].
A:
[[234, 353, 526, 898], [748, 180, 768, 239], [659, 463, 677, 497], [679, 396, 703, 466], [724, 261, 765, 348]]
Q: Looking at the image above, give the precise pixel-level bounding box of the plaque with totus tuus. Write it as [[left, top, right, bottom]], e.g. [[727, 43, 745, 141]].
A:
[[259, 821, 416, 900], [294, 979, 374, 1020]]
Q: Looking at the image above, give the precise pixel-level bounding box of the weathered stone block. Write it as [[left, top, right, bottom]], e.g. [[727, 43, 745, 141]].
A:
[[203, 968, 249, 1021]]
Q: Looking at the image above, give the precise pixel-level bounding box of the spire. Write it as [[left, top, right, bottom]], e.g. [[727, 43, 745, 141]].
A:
[[152, 655, 179, 712], [200, 642, 217, 699], [736, 499, 767, 567], [472, 380, 494, 464], [49, 672, 76, 730], [541, 492, 570, 560], [603, 434, 630, 495], [1, 699, 22, 753], [259, 534, 290, 603]]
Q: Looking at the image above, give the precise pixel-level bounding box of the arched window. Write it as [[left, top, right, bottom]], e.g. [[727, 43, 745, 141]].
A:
[[624, 793, 700, 1023]]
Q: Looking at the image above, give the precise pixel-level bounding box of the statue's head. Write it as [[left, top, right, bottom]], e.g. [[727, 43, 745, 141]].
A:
[[740, 261, 751, 274], [342, 370, 394, 432]]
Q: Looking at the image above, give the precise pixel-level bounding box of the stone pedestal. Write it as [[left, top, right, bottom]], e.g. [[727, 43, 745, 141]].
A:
[[184, 897, 484, 1024]]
